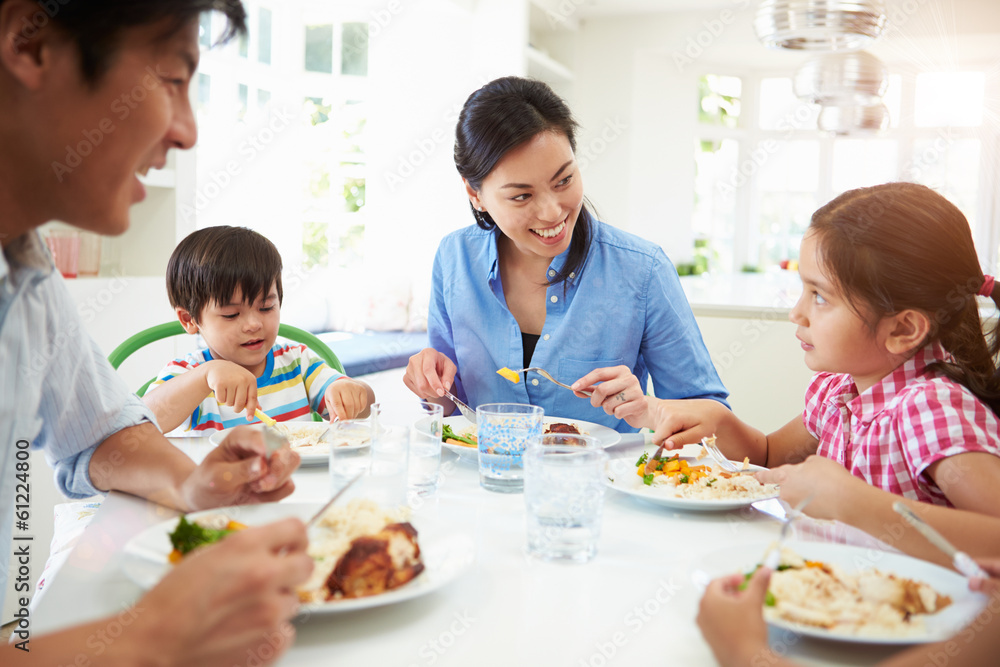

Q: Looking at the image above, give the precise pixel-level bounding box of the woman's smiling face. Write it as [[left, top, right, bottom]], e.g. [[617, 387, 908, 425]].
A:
[[471, 130, 584, 262]]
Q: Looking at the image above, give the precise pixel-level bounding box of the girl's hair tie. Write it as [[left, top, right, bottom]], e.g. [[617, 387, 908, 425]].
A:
[[979, 274, 996, 297]]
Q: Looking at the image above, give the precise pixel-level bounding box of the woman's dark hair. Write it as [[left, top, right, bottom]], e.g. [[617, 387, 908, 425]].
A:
[[5, 0, 246, 85], [809, 182, 1000, 413], [454, 76, 592, 286], [166, 225, 282, 322]]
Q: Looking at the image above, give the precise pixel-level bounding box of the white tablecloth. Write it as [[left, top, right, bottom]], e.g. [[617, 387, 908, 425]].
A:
[[29, 436, 908, 666]]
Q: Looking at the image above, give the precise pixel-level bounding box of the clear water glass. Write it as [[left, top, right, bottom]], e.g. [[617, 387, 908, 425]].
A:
[[329, 417, 375, 502], [408, 400, 443, 496], [368, 422, 409, 509], [477, 403, 543, 493], [524, 434, 607, 563]]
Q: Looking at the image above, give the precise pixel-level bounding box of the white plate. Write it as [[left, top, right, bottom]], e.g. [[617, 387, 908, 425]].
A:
[[441, 415, 622, 461], [207, 423, 368, 466], [691, 539, 988, 644], [121, 502, 476, 615], [604, 451, 777, 511]]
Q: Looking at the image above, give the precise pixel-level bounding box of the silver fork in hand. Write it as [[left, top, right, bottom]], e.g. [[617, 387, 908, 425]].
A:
[[503, 366, 594, 397], [700, 435, 754, 474]]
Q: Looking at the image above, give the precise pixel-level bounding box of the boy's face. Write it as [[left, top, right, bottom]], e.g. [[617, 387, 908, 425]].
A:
[[190, 284, 281, 377], [26, 16, 199, 235]]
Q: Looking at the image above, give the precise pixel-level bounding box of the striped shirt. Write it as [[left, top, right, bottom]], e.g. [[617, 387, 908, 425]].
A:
[[804, 342, 1000, 506], [0, 231, 154, 611], [147, 343, 343, 432]]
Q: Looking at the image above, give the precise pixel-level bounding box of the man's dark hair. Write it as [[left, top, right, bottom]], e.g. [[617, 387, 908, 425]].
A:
[[6, 0, 246, 84], [166, 225, 283, 323]]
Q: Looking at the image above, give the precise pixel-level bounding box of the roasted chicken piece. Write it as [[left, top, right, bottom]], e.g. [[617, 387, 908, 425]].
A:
[[326, 522, 424, 599], [544, 422, 581, 435]]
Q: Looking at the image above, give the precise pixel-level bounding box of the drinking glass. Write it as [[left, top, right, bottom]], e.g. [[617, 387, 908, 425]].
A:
[[44, 229, 80, 278], [408, 400, 443, 496], [329, 416, 375, 502], [368, 424, 409, 508], [524, 433, 607, 563], [476, 403, 543, 493]]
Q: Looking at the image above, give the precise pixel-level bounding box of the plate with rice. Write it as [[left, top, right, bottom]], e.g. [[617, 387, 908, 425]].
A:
[[692, 540, 988, 644], [604, 444, 778, 511], [208, 422, 369, 466], [121, 501, 476, 614]]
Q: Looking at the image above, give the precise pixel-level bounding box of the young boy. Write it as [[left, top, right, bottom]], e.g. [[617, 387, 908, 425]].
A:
[[144, 225, 375, 433]]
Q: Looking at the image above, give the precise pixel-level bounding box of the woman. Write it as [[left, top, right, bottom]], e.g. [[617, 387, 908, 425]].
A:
[[404, 76, 727, 431]]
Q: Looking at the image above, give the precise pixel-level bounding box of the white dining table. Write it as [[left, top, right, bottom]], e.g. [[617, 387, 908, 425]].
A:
[[30, 435, 915, 666]]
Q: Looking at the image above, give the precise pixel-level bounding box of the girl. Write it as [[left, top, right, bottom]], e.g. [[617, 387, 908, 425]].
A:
[[638, 182, 1000, 516], [404, 76, 728, 431]]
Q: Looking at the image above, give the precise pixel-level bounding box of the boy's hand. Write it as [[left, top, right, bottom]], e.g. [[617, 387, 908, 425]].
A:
[[324, 377, 369, 421], [205, 360, 260, 420]]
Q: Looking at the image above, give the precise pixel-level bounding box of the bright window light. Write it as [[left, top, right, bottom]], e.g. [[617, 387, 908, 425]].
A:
[[914, 72, 985, 127]]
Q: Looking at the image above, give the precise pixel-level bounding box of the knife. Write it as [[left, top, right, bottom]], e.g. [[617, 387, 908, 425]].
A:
[[306, 471, 365, 529], [893, 501, 989, 579]]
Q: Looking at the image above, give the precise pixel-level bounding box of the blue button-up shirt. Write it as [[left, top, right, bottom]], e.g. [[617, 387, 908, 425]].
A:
[[0, 231, 153, 610], [429, 221, 729, 432]]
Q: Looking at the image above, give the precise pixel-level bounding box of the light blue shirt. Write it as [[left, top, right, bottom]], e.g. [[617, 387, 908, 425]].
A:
[[429, 221, 729, 432], [0, 231, 154, 610]]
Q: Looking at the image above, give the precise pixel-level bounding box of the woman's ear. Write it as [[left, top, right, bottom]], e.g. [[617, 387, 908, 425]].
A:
[[0, 0, 63, 91], [463, 179, 482, 211], [884, 309, 931, 356], [176, 307, 199, 334]]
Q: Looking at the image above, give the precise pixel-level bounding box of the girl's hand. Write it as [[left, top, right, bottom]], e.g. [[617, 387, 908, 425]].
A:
[[403, 348, 458, 399], [697, 567, 773, 667], [969, 559, 1000, 596], [644, 398, 734, 448], [570, 366, 646, 423], [755, 455, 863, 521], [205, 360, 260, 420], [324, 378, 369, 421]]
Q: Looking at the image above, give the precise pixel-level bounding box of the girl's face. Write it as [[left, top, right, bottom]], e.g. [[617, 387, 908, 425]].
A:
[[469, 130, 584, 263], [183, 283, 281, 377], [790, 232, 900, 392]]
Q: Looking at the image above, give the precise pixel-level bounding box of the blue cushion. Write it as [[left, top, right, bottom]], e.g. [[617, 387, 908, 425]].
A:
[[314, 331, 428, 377]]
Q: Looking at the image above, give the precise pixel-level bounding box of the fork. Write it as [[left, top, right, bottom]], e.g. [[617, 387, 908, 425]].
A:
[[700, 435, 754, 474], [762, 494, 815, 569], [443, 389, 477, 423], [499, 366, 594, 397]]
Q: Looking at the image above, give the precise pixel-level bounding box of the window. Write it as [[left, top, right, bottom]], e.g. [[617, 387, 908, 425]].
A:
[[695, 69, 996, 273], [193, 4, 368, 274]]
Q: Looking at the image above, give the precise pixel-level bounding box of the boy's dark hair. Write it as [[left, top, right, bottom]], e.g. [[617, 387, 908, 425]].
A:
[[810, 182, 1000, 413], [454, 76, 593, 287], [167, 226, 283, 323], [4, 0, 246, 85]]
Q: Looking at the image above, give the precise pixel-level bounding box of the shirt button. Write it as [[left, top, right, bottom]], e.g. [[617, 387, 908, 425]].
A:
[[543, 334, 550, 341], [550, 295, 558, 303], [531, 379, 539, 386], [569, 272, 576, 278], [547, 269, 556, 277]]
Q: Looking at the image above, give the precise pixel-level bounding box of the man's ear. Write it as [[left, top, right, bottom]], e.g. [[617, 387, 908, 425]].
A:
[[884, 309, 931, 356], [176, 307, 199, 334], [0, 0, 60, 91]]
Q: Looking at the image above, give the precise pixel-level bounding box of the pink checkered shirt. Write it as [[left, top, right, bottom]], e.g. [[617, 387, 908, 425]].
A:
[[804, 342, 1000, 506]]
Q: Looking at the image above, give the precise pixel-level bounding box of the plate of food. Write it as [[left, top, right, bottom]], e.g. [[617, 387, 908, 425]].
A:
[[604, 443, 778, 511], [440, 415, 622, 461], [693, 539, 988, 644], [207, 422, 369, 466], [121, 501, 476, 614]]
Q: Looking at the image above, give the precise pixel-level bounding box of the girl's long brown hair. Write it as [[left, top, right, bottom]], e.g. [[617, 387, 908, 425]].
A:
[[809, 182, 1000, 413]]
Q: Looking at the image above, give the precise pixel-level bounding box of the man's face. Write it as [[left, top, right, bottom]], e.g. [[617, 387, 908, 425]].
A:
[[36, 18, 199, 235]]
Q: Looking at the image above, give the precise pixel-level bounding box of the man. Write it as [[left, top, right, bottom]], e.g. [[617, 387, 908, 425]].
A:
[[0, 1, 312, 663]]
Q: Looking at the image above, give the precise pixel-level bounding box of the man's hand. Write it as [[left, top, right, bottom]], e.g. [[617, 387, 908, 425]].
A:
[[181, 425, 299, 511]]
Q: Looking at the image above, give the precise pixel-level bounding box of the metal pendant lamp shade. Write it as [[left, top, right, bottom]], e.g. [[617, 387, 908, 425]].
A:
[[755, 0, 888, 51], [793, 50, 888, 105], [817, 103, 889, 134]]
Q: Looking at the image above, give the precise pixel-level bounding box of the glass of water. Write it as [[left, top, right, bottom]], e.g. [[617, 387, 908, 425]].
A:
[[329, 416, 375, 502], [476, 403, 543, 493], [408, 400, 443, 496], [524, 433, 607, 563]]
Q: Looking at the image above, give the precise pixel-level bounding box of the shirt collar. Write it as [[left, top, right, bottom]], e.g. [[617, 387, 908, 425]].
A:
[[846, 341, 949, 424], [485, 228, 576, 283], [0, 230, 55, 286]]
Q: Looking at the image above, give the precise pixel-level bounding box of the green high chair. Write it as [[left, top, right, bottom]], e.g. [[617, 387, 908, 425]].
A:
[[108, 321, 344, 398]]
